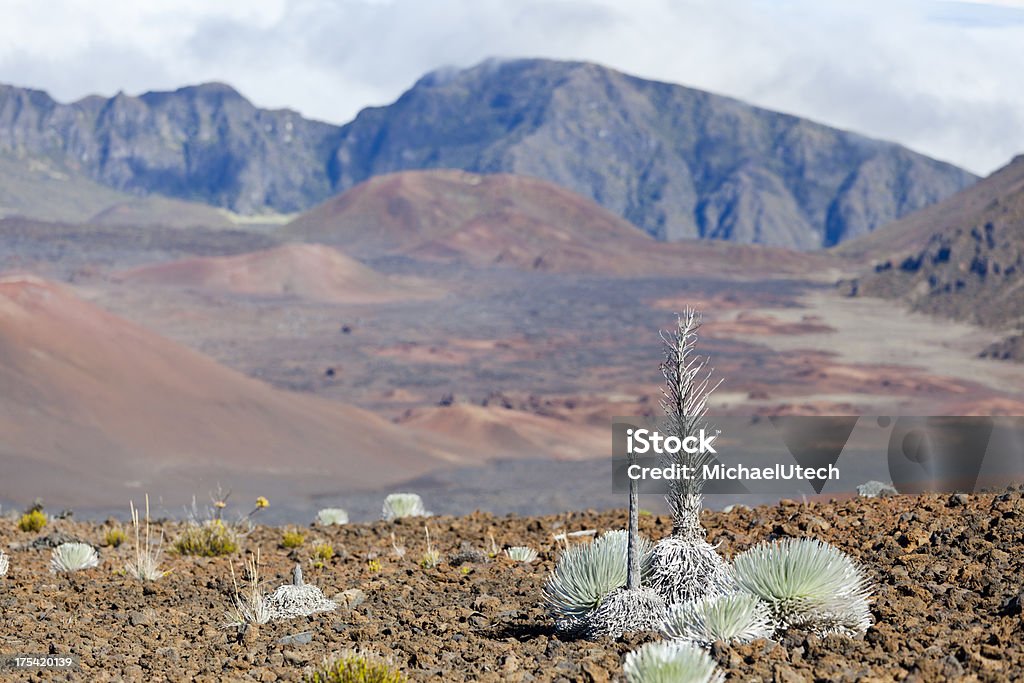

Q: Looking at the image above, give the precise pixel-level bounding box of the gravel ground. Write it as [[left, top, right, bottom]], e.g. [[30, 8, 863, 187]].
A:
[[0, 489, 1021, 681]]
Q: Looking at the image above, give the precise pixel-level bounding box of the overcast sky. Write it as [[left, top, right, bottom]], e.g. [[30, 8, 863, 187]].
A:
[[1, 0, 1022, 175]]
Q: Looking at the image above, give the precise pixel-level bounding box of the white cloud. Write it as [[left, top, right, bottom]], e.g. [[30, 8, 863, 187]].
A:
[[0, 0, 1022, 174]]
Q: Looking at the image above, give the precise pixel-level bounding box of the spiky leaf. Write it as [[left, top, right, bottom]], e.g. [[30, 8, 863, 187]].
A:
[[543, 530, 654, 627], [623, 641, 725, 683], [660, 591, 775, 646], [731, 537, 872, 636]]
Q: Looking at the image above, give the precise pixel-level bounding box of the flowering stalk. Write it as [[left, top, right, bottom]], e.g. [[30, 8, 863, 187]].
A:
[[659, 308, 722, 538]]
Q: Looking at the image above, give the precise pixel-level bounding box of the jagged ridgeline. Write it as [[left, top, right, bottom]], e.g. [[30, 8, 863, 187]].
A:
[[0, 59, 974, 247]]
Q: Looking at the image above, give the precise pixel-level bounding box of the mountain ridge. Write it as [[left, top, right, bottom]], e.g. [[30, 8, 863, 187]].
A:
[[284, 169, 828, 275], [842, 155, 1024, 333], [329, 59, 976, 248], [0, 59, 976, 247]]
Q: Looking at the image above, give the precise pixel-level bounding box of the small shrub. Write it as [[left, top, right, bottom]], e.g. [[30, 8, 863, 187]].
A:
[[19, 509, 47, 533], [0, 550, 9, 577], [504, 546, 539, 562], [367, 559, 382, 573], [174, 519, 239, 557], [731, 537, 872, 636], [660, 592, 775, 646], [543, 529, 654, 630], [381, 493, 430, 521], [317, 508, 349, 526], [306, 650, 407, 683], [623, 641, 725, 683], [419, 550, 441, 569], [51, 543, 99, 573], [105, 527, 126, 548], [281, 529, 307, 549], [313, 543, 335, 562]]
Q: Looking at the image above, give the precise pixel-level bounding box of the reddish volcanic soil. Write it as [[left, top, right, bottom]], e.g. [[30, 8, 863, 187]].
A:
[[705, 311, 836, 337], [395, 403, 607, 461], [285, 170, 647, 262], [0, 490, 1021, 681], [119, 243, 439, 304], [0, 275, 468, 508]]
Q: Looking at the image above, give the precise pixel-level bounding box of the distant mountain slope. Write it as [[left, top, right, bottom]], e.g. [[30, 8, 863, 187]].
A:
[[0, 152, 130, 222], [285, 169, 828, 275], [0, 60, 975, 247], [842, 155, 1024, 330], [330, 59, 975, 248], [0, 82, 340, 214], [0, 275, 465, 506], [120, 243, 440, 303], [89, 195, 236, 229], [286, 169, 657, 272]]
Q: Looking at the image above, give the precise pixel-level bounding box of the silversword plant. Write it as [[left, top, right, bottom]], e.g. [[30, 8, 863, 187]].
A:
[[265, 564, 338, 621], [623, 640, 725, 683], [50, 542, 99, 573], [504, 546, 539, 562], [649, 536, 734, 605], [317, 508, 349, 526], [587, 584, 666, 639], [658, 309, 722, 537], [660, 591, 776, 647], [382, 493, 431, 521], [649, 310, 734, 605], [601, 358, 671, 643], [543, 529, 653, 634], [0, 549, 9, 577], [731, 537, 872, 637]]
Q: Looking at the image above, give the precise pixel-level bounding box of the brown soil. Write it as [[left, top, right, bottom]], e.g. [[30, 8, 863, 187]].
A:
[[395, 403, 608, 461], [706, 312, 836, 337], [2, 490, 1021, 681], [119, 243, 440, 304]]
